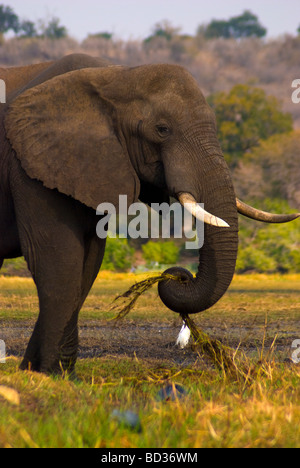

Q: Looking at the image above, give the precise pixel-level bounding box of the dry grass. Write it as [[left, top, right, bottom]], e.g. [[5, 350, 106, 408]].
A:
[[110, 273, 182, 320], [0, 356, 299, 448], [109, 273, 253, 382], [108, 272, 298, 387], [0, 272, 299, 447], [1, 35, 300, 126]]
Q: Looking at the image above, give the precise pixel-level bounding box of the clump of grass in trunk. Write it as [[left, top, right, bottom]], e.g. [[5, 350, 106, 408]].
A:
[[109, 273, 181, 320], [109, 274, 268, 385]]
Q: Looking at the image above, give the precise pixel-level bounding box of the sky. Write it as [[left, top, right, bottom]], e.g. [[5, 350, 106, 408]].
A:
[[4, 0, 300, 41]]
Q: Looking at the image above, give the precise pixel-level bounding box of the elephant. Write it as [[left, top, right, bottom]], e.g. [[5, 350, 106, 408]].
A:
[[0, 53, 299, 376]]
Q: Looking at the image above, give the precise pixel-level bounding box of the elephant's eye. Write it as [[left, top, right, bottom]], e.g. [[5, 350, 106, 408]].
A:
[[156, 125, 170, 137]]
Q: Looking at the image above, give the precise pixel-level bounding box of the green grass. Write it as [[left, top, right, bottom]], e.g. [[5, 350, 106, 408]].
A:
[[0, 272, 299, 448], [0, 357, 299, 448]]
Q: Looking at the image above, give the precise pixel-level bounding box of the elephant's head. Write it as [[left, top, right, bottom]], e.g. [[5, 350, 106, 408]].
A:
[[5, 62, 299, 316]]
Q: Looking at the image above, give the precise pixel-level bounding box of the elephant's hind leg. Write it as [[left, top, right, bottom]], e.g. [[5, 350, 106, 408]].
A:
[[11, 175, 87, 374], [19, 230, 86, 375], [11, 161, 105, 376], [20, 233, 105, 376]]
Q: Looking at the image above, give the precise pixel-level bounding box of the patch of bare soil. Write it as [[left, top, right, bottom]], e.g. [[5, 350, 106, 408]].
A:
[[1, 317, 297, 366]]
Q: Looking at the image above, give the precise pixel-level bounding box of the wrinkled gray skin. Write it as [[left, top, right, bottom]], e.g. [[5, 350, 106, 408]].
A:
[[0, 54, 240, 376]]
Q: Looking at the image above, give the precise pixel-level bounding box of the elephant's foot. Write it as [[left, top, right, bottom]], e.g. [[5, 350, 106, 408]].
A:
[[20, 350, 77, 378]]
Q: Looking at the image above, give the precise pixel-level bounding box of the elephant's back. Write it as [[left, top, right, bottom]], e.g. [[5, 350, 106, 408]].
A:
[[0, 62, 54, 101]]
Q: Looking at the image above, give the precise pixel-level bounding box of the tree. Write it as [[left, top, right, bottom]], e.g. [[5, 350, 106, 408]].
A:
[[229, 10, 267, 38], [41, 17, 67, 39], [207, 84, 293, 166], [142, 241, 179, 267], [233, 131, 300, 208], [88, 32, 113, 40], [202, 10, 267, 39], [236, 199, 300, 274], [144, 20, 180, 43], [18, 20, 38, 38], [0, 4, 19, 39], [101, 237, 134, 271], [201, 20, 231, 39]]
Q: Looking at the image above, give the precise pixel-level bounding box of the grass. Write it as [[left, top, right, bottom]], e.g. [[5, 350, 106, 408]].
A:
[[0, 272, 299, 448]]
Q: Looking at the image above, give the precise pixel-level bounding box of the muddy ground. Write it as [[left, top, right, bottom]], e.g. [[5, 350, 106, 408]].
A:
[[1, 317, 297, 367]]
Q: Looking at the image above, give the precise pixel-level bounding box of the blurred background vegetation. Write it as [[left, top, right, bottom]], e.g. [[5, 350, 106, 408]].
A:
[[1, 5, 300, 274]]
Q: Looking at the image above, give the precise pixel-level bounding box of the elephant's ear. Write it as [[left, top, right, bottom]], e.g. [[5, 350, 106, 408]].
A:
[[5, 68, 140, 211]]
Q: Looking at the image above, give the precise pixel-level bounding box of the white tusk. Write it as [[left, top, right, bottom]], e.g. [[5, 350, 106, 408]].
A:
[[176, 322, 191, 349], [178, 193, 230, 228]]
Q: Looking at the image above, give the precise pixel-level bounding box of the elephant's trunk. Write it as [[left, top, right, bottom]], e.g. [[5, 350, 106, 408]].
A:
[[158, 130, 239, 314]]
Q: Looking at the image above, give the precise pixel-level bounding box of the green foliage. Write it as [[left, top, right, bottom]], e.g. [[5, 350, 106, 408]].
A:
[[142, 241, 179, 267], [202, 10, 267, 39], [101, 236, 134, 272], [87, 32, 113, 40], [233, 131, 300, 206], [1, 257, 29, 276], [236, 246, 277, 274], [0, 5, 67, 40], [144, 20, 180, 43], [228, 10, 267, 38], [18, 20, 38, 38], [208, 84, 293, 167], [237, 199, 300, 273], [201, 20, 231, 39], [0, 4, 19, 34], [40, 17, 67, 39]]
